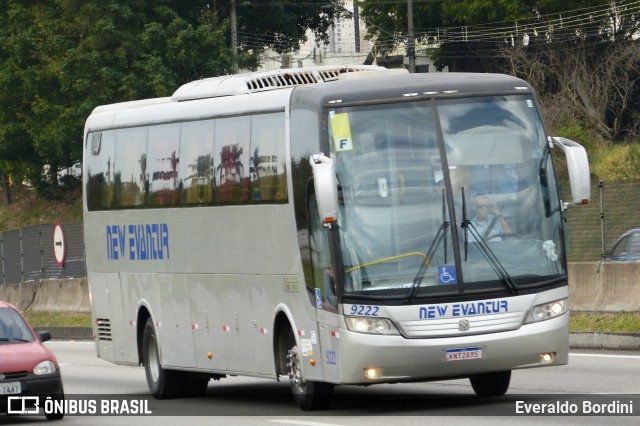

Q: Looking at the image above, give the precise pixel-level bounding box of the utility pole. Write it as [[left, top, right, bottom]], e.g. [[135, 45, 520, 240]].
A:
[[230, 0, 239, 73], [353, 1, 361, 53], [407, 0, 415, 73]]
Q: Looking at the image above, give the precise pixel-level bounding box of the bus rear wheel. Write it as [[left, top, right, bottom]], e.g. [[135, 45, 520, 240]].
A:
[[286, 337, 333, 411], [469, 370, 511, 397], [143, 318, 182, 398]]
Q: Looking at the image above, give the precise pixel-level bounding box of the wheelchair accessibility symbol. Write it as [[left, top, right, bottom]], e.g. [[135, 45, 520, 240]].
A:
[[438, 265, 457, 285]]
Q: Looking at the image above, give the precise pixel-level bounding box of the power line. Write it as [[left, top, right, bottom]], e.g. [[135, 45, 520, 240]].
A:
[[408, 1, 640, 46]]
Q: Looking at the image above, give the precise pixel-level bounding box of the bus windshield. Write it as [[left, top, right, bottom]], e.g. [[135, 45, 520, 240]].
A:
[[329, 96, 565, 300]]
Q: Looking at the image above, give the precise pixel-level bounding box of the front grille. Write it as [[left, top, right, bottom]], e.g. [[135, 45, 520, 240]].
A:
[[0, 372, 28, 381], [399, 312, 524, 338]]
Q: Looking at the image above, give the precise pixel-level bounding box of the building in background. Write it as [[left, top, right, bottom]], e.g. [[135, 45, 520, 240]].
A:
[[257, 1, 445, 72]]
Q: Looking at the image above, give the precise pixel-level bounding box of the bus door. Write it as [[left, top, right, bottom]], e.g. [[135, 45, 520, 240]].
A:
[[307, 183, 341, 382]]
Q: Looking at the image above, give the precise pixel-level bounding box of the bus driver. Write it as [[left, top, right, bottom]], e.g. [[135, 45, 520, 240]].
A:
[[469, 194, 513, 241]]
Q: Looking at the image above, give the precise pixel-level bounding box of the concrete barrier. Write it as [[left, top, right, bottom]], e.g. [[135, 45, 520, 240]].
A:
[[568, 262, 640, 312], [0, 278, 90, 313], [0, 281, 39, 310]]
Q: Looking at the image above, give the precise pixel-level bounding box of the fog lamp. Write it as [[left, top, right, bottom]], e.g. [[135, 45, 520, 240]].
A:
[[364, 368, 379, 380], [540, 352, 554, 363]]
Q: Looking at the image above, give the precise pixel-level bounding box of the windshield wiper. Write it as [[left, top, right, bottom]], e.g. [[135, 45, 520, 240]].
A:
[[405, 190, 449, 302], [460, 187, 518, 295], [0, 337, 29, 342]]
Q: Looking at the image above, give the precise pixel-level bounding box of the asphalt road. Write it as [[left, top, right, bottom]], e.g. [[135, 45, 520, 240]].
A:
[[3, 341, 639, 425]]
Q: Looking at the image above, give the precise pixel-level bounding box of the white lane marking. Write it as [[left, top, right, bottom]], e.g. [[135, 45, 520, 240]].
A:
[[268, 421, 348, 426], [571, 353, 640, 360]]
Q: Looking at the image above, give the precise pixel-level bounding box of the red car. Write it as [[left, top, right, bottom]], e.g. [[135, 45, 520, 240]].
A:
[[0, 301, 64, 420]]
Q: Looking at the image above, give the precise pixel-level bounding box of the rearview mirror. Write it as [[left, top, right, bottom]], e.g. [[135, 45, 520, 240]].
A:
[[37, 331, 52, 343], [309, 153, 339, 225], [552, 137, 590, 207]]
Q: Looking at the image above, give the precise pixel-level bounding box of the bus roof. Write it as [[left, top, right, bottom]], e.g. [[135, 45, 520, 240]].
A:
[[85, 68, 533, 133], [291, 72, 534, 106], [170, 65, 389, 101]]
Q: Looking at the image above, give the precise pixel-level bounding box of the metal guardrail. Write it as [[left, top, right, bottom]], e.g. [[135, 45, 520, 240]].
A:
[[0, 221, 86, 285]]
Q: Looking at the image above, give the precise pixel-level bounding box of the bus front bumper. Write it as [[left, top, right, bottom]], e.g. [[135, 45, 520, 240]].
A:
[[333, 314, 569, 385]]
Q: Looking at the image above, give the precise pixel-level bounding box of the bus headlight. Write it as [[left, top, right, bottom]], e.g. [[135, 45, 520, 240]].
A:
[[345, 317, 400, 335], [526, 298, 568, 323]]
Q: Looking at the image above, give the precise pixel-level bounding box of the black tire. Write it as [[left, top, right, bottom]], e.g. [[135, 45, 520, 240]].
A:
[[182, 373, 210, 396], [142, 318, 182, 398], [469, 370, 511, 397], [286, 334, 333, 411]]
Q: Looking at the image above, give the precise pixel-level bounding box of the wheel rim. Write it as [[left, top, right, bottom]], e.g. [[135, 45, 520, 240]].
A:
[[147, 334, 160, 383], [287, 345, 306, 394]]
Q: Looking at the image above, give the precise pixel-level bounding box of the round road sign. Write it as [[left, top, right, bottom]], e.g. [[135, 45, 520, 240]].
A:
[[53, 222, 66, 267]]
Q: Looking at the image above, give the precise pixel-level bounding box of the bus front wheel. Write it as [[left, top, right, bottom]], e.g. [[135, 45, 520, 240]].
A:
[[143, 318, 181, 398], [469, 370, 511, 397], [286, 338, 333, 411]]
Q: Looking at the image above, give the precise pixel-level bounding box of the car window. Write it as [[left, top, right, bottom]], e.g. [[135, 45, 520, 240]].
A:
[[611, 235, 630, 258], [0, 308, 35, 343], [627, 233, 640, 256]]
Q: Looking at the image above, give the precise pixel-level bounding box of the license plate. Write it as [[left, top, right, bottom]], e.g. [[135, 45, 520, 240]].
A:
[[446, 347, 482, 361], [0, 381, 21, 395]]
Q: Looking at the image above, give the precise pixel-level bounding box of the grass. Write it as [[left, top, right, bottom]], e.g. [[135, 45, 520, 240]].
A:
[[570, 312, 640, 333], [24, 310, 92, 328], [20, 310, 640, 333]]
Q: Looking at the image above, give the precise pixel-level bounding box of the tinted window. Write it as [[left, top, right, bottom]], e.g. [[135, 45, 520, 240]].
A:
[[114, 127, 148, 208], [215, 116, 250, 204], [249, 113, 287, 203], [179, 120, 215, 205], [86, 113, 287, 211], [147, 124, 180, 207], [86, 130, 116, 210]]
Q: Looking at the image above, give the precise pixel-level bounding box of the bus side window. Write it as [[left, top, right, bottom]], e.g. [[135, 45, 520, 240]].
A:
[[215, 116, 250, 204], [86, 130, 115, 211], [179, 120, 215, 206], [249, 113, 287, 203], [147, 124, 181, 207], [114, 127, 148, 208]]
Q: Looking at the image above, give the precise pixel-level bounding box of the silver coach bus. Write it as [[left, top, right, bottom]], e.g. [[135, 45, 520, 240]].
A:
[[83, 66, 590, 410]]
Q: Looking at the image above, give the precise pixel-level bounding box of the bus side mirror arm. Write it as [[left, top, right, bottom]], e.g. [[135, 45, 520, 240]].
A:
[[551, 137, 591, 209], [309, 154, 339, 226]]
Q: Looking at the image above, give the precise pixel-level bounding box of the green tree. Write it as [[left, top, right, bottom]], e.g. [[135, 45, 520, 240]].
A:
[[0, 0, 234, 199], [359, 0, 636, 70], [234, 0, 350, 54], [359, 0, 640, 141], [0, 0, 349, 201]]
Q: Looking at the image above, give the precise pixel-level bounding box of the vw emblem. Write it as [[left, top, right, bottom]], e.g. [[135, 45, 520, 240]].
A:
[[0, 374, 5, 380], [458, 319, 470, 332]]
